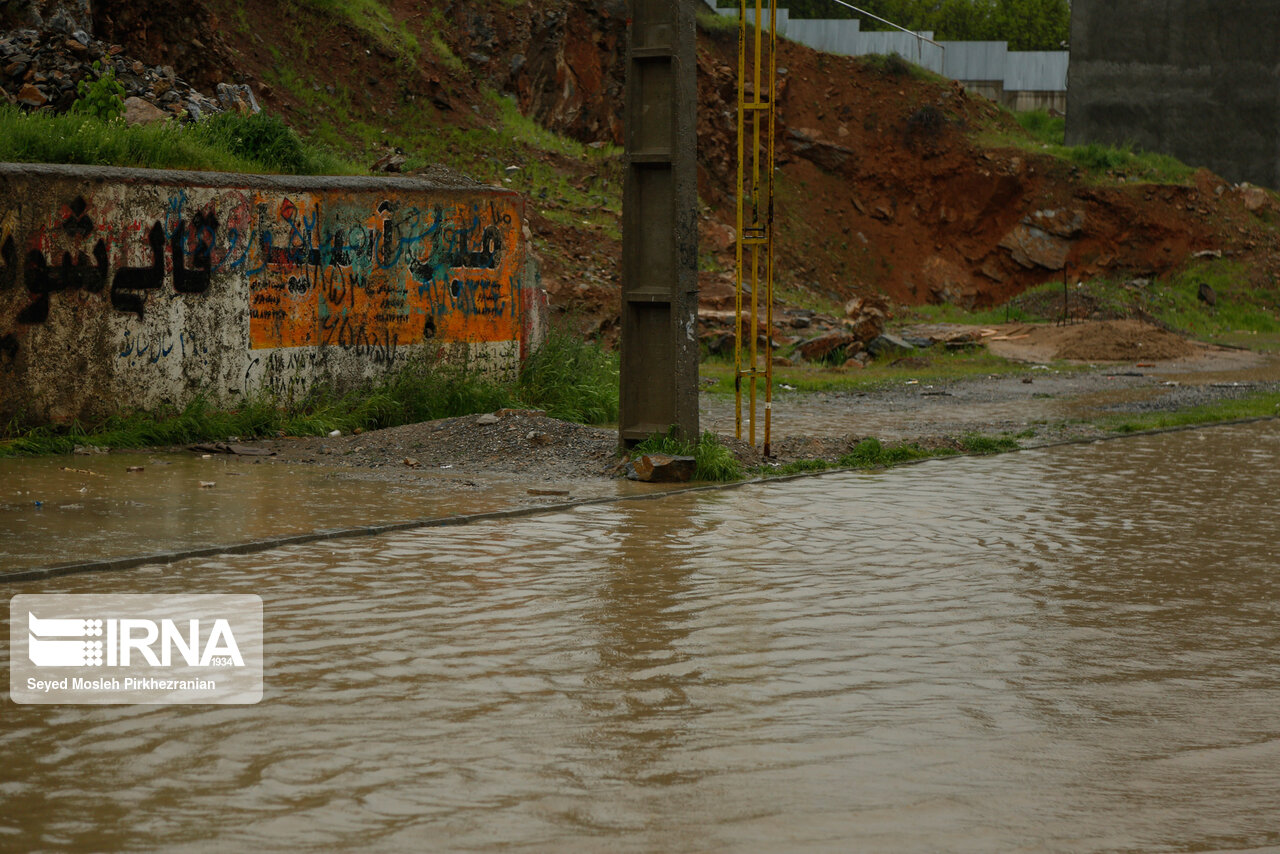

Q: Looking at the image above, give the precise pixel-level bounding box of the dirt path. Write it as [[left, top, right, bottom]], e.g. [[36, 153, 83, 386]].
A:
[[229, 340, 1279, 490]]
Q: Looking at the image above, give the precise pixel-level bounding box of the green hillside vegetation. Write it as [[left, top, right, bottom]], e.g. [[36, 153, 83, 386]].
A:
[[0, 104, 356, 175], [900, 259, 1280, 351]]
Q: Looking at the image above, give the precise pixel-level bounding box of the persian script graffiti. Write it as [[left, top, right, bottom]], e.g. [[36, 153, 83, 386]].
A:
[[247, 193, 521, 352], [0, 189, 524, 362]]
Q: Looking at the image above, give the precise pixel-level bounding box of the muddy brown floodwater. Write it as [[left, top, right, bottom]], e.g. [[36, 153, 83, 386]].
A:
[[2, 422, 1278, 852]]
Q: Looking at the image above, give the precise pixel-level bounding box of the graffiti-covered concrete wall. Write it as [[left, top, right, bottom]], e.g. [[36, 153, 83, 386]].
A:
[[0, 164, 545, 424], [1066, 0, 1280, 188]]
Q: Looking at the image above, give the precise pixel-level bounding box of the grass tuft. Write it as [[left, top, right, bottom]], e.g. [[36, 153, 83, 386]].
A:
[[837, 437, 941, 467], [1015, 109, 1065, 145], [958, 434, 1019, 454], [518, 324, 620, 424]]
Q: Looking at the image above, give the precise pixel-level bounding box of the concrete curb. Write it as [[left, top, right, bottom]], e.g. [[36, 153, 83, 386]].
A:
[[2, 414, 1275, 584]]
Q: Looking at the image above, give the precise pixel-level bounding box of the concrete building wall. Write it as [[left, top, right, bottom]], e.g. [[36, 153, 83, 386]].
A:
[[713, 1, 1067, 112], [0, 164, 544, 424], [1066, 0, 1280, 187]]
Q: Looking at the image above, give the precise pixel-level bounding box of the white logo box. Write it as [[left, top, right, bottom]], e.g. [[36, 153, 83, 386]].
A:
[[10, 594, 263, 705]]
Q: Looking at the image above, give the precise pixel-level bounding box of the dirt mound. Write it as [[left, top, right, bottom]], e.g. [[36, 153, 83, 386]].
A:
[[253, 409, 622, 480], [1050, 320, 1198, 362], [984, 320, 1199, 363]]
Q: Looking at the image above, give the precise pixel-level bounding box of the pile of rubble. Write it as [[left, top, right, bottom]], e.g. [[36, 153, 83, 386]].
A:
[[698, 292, 916, 368], [0, 19, 255, 122]]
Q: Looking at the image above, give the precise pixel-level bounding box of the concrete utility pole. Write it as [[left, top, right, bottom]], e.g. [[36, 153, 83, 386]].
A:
[[618, 0, 700, 445]]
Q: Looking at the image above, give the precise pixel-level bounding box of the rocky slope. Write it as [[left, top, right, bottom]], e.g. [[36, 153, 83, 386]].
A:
[[6, 0, 1278, 350]]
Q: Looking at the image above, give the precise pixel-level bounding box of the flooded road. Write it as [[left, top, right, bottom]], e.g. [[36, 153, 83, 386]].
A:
[[0, 453, 669, 573], [2, 422, 1278, 852]]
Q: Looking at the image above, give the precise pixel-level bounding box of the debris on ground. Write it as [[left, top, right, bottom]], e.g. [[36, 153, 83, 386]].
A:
[[625, 453, 696, 483]]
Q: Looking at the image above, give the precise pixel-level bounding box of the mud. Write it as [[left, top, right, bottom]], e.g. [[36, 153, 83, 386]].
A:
[[222, 341, 1280, 482]]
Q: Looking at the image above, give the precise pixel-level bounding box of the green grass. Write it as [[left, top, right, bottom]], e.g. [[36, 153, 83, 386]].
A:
[[290, 0, 420, 60], [838, 436, 942, 466], [700, 348, 1039, 395], [1104, 391, 1280, 434], [980, 108, 1197, 186], [897, 259, 1280, 349], [518, 322, 620, 424], [695, 5, 740, 37], [754, 433, 1020, 478], [956, 433, 1019, 454], [858, 52, 947, 84], [0, 106, 357, 175], [1015, 109, 1065, 146], [1151, 262, 1280, 348], [630, 429, 744, 482], [269, 80, 623, 236], [1, 328, 620, 458]]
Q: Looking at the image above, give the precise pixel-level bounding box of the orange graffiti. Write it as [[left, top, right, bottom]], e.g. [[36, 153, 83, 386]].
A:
[[248, 191, 523, 351]]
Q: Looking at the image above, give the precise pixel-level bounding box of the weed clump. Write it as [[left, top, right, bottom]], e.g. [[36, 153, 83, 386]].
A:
[[863, 52, 916, 78], [518, 324, 619, 425], [958, 434, 1019, 455], [837, 437, 937, 467], [193, 111, 334, 175]]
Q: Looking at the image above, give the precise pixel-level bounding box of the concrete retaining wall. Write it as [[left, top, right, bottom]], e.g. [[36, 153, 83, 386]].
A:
[[714, 3, 1067, 112], [0, 164, 545, 423], [1066, 0, 1280, 187]]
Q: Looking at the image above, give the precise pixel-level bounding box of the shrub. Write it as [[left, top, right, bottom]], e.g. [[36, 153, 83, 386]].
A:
[[71, 61, 125, 123]]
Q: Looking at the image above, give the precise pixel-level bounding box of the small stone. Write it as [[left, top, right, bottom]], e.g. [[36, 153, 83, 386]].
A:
[[866, 333, 915, 357], [126, 466, 144, 473], [17, 83, 46, 106], [123, 96, 167, 125], [1240, 186, 1269, 212], [403, 457, 420, 467], [328, 429, 342, 437], [477, 413, 500, 425], [625, 453, 696, 483], [797, 330, 856, 362], [199, 481, 216, 488], [1197, 282, 1217, 306]]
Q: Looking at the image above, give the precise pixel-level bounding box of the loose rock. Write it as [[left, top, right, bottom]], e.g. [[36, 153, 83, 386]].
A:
[[625, 453, 696, 483]]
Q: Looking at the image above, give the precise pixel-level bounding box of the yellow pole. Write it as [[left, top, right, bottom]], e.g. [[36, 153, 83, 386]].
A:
[[734, 2, 746, 442], [764, 0, 776, 457]]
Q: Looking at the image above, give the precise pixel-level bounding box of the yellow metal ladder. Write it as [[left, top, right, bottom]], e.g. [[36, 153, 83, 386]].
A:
[[735, 0, 778, 456]]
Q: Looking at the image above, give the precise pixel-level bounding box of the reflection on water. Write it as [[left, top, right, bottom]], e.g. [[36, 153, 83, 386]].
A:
[[0, 452, 667, 572], [2, 423, 1278, 852]]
